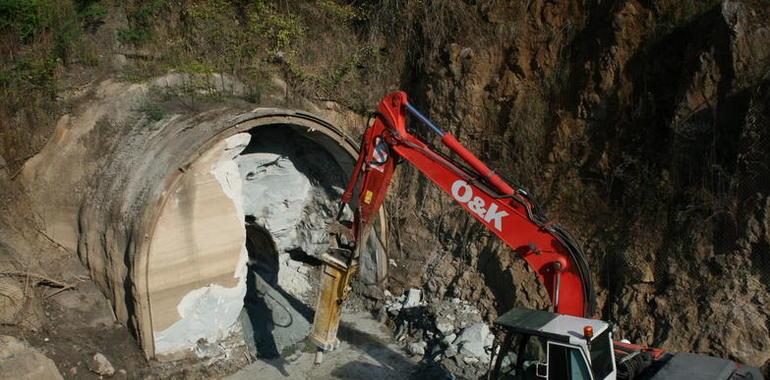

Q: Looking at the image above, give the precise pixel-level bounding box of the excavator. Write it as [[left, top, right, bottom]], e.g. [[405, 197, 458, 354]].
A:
[[308, 92, 765, 379]]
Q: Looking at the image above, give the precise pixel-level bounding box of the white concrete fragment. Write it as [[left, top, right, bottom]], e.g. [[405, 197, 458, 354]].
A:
[[500, 355, 512, 369], [387, 302, 403, 313], [456, 322, 491, 362], [407, 342, 426, 356], [403, 288, 422, 308], [485, 331, 495, 348], [436, 320, 455, 335], [463, 356, 480, 365]]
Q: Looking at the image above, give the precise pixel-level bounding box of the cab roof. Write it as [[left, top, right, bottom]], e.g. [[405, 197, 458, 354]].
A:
[[494, 308, 609, 343]]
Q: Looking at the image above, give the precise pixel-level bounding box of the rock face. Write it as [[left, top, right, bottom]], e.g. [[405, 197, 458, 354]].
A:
[[380, 0, 770, 370], [238, 127, 346, 303], [0, 336, 63, 380]]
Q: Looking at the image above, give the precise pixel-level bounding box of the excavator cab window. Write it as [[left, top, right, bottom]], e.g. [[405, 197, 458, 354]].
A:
[[490, 332, 595, 380], [489, 333, 549, 379], [547, 341, 592, 380], [589, 329, 613, 379]]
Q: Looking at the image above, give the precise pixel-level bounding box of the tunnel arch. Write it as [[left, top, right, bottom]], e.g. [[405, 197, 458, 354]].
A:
[[133, 110, 388, 359]]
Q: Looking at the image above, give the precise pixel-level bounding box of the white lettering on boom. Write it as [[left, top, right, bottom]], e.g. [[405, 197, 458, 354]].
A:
[[450, 180, 508, 231]]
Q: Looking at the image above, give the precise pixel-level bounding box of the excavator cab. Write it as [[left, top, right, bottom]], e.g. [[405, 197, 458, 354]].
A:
[[488, 308, 768, 380], [488, 308, 615, 380]]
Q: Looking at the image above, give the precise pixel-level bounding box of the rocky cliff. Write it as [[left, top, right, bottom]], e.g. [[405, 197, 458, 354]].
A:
[[374, 0, 770, 369]]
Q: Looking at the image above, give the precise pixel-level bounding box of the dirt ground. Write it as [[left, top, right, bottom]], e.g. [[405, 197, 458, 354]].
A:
[[0, 246, 416, 380], [0, 253, 230, 379], [226, 313, 416, 380]]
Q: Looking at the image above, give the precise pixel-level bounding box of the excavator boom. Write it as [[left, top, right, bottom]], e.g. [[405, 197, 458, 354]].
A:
[[311, 91, 595, 354], [348, 91, 593, 316], [310, 92, 765, 379]]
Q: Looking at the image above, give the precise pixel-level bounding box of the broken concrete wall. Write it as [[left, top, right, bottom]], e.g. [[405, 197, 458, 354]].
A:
[[150, 133, 251, 357], [14, 75, 387, 358]]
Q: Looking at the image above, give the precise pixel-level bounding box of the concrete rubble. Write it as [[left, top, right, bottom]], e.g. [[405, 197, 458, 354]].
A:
[[403, 289, 423, 309], [88, 352, 116, 377], [408, 341, 427, 356], [383, 288, 496, 378]]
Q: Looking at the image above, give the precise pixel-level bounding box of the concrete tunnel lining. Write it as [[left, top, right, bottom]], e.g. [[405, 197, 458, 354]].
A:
[[135, 110, 388, 359]]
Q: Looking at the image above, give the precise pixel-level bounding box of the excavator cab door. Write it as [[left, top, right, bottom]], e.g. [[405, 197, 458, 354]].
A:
[[488, 331, 600, 380], [489, 338, 593, 380], [488, 333, 548, 380], [490, 308, 616, 380], [545, 341, 593, 380]]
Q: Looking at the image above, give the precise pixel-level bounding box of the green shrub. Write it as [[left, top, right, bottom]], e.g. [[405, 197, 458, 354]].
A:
[[11, 56, 57, 89], [1, 0, 108, 113], [141, 100, 166, 121], [248, 4, 305, 57], [1, 0, 106, 60], [77, 1, 107, 30], [0, 0, 57, 43], [0, 55, 57, 112], [316, 0, 364, 23], [118, 0, 165, 45]]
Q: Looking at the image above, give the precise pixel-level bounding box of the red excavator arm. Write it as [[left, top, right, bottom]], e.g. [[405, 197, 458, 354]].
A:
[[310, 92, 596, 357], [313, 92, 768, 376], [344, 91, 595, 317]]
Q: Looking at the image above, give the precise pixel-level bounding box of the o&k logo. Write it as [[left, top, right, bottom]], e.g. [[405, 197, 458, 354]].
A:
[[450, 180, 508, 231]]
